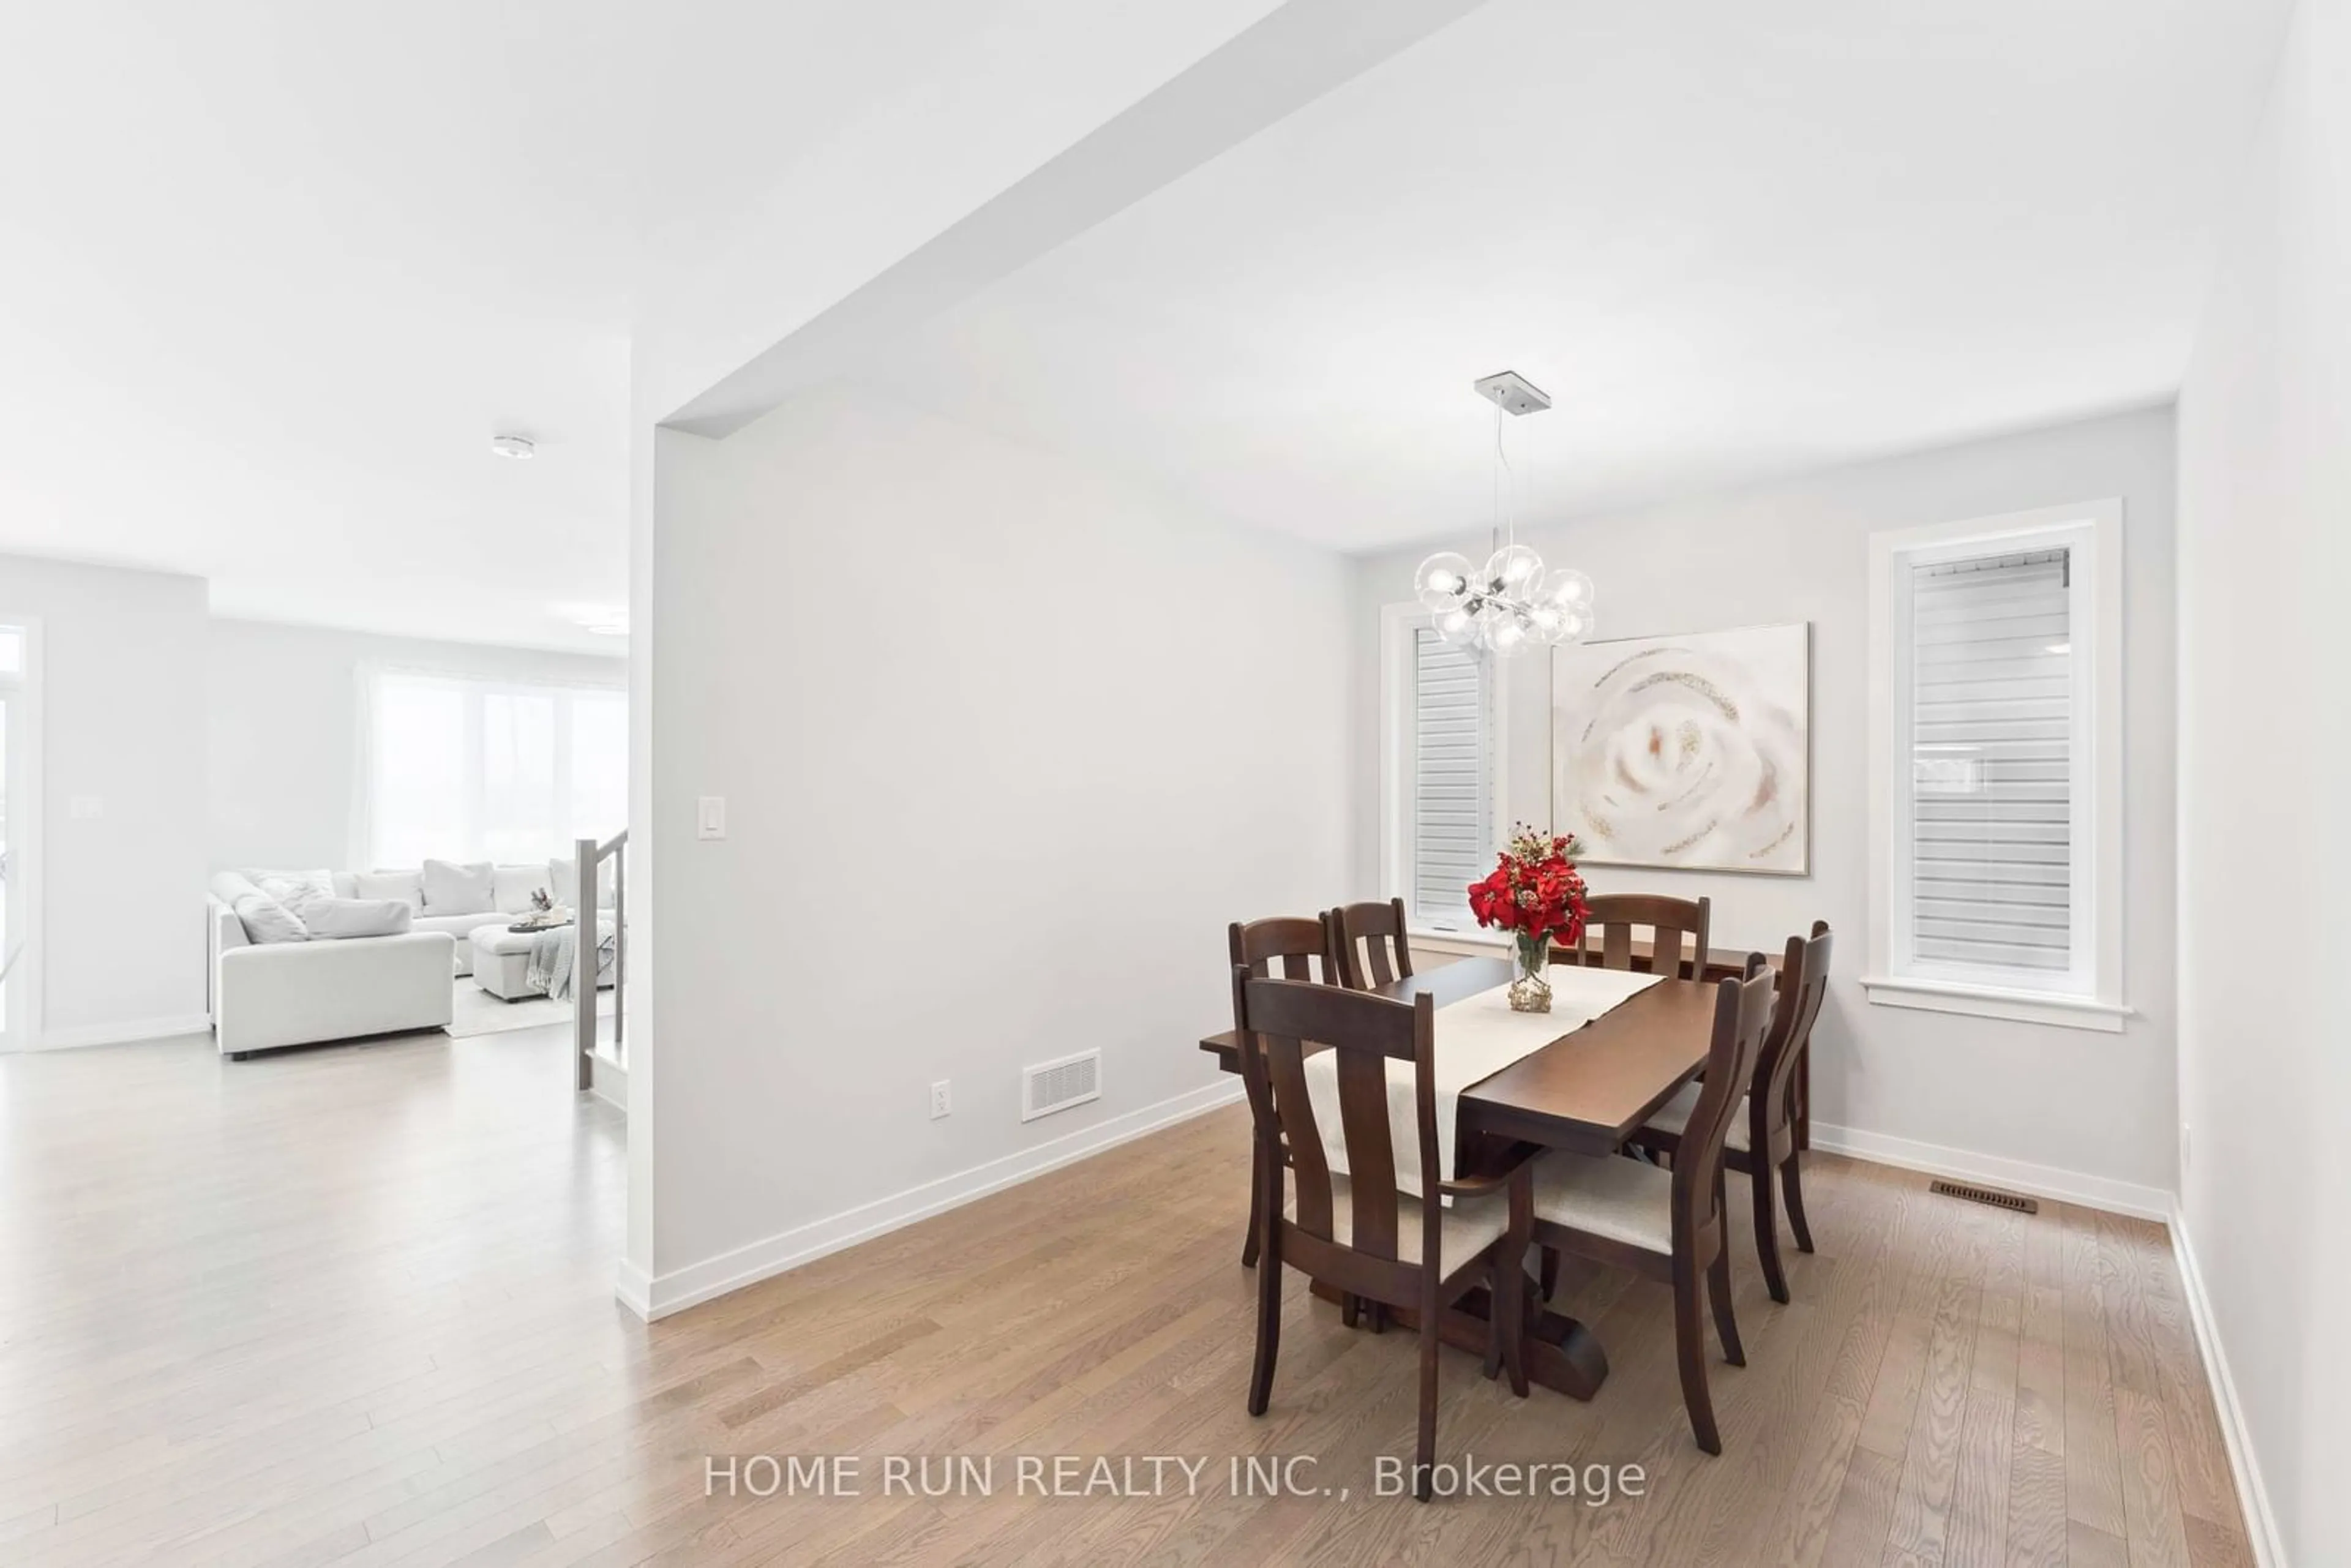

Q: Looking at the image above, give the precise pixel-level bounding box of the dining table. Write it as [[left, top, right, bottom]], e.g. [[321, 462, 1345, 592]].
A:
[[1199, 952, 1747, 1400]]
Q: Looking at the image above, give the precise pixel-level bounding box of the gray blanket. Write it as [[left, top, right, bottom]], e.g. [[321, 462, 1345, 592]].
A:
[[526, 923, 615, 1002]]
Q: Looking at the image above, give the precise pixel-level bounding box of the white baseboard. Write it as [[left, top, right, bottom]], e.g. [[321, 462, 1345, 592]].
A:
[[29, 1013, 214, 1051], [618, 1078, 1246, 1322], [1810, 1122, 2172, 1221], [587, 1050, 626, 1111], [2168, 1205, 2287, 1568], [613, 1259, 654, 1320]]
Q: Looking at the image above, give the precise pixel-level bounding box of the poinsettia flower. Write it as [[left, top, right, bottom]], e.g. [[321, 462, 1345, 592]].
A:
[[1470, 832, 1588, 938]]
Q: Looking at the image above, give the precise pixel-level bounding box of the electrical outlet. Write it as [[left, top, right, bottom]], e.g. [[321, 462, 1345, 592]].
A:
[[2180, 1122, 2191, 1173], [930, 1080, 951, 1120]]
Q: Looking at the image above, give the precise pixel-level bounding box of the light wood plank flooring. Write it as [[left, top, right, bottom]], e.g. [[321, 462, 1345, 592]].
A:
[[0, 1026, 2251, 1566]]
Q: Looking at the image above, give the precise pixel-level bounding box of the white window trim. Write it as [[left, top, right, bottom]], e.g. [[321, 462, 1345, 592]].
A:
[[1412, 927, 1511, 958], [1863, 499, 2129, 1033], [1378, 601, 1509, 942]]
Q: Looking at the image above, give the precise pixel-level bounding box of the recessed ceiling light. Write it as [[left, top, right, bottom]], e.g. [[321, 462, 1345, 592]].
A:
[[490, 434, 536, 460]]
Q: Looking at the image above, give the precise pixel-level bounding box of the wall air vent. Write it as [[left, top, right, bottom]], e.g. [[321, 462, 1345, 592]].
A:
[[1021, 1049, 1101, 1122]]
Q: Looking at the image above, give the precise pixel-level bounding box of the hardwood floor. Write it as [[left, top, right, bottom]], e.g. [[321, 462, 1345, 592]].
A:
[[0, 1027, 2251, 1566]]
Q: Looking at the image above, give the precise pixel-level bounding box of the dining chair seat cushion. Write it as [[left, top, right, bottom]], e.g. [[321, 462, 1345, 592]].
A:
[[1285, 1177, 1509, 1274], [1638, 1082, 1750, 1151], [1531, 1150, 1674, 1254]]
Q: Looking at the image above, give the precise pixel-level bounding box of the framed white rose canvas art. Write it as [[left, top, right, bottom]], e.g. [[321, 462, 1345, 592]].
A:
[[1550, 623, 1811, 875]]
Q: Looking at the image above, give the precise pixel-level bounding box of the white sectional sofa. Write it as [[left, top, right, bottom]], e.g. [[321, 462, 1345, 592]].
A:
[[209, 872, 453, 1057], [321, 865, 582, 976], [208, 860, 615, 1057]]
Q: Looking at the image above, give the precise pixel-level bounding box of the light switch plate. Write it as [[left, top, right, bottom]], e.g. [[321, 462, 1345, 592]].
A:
[[696, 796, 726, 840], [69, 795, 104, 820]]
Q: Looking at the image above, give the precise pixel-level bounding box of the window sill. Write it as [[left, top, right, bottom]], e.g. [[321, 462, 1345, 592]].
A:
[[1859, 975, 2132, 1033], [1408, 926, 1507, 957]]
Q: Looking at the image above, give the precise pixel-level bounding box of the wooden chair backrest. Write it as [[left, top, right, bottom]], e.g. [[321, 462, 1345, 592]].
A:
[[1231, 971, 1438, 1270], [1581, 892, 1712, 980], [1752, 921, 1832, 1141], [1671, 956, 1777, 1236], [1228, 914, 1343, 987], [1332, 898, 1414, 990]]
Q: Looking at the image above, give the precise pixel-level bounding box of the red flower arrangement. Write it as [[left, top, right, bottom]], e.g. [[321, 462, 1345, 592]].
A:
[[1468, 825, 1591, 951]]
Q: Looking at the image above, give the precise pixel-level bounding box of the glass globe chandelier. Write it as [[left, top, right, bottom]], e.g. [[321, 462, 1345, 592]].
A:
[[1412, 371, 1595, 657]]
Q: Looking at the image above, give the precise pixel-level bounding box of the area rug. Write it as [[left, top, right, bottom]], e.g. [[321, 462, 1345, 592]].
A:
[[444, 981, 616, 1039]]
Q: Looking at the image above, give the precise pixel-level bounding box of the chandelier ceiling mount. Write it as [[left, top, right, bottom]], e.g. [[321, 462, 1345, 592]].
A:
[[1411, 372, 1595, 658]]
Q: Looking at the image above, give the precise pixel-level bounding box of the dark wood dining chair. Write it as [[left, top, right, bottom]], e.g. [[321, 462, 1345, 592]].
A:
[[1332, 897, 1414, 990], [1527, 956, 1775, 1454], [1576, 893, 1712, 980], [1231, 970, 1532, 1500], [1228, 916, 1347, 1269], [1632, 922, 1833, 1304]]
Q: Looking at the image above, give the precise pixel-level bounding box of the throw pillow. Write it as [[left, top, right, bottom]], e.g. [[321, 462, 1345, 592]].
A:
[[249, 868, 336, 923], [233, 891, 309, 944], [421, 859, 496, 914], [492, 864, 551, 913], [353, 870, 425, 907], [301, 898, 415, 940]]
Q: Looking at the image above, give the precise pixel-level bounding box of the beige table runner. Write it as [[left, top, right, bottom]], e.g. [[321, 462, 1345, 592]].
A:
[[1301, 965, 1663, 1199]]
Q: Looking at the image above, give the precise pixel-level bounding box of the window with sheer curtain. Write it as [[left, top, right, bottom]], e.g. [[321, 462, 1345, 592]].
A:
[[361, 669, 627, 868]]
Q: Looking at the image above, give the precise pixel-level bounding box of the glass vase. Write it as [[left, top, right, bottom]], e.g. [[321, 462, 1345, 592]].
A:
[[1509, 932, 1553, 1013]]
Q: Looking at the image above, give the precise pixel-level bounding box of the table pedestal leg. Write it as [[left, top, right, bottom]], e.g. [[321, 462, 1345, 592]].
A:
[[1308, 1281, 1608, 1399]]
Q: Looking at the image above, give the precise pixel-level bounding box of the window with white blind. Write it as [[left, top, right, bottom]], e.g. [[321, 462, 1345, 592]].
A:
[[1910, 547, 2076, 977], [359, 669, 628, 868], [1381, 605, 1506, 933], [1865, 501, 2126, 1031]]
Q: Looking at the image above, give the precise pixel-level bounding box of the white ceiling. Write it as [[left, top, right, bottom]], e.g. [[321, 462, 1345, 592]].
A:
[[887, 0, 2295, 553], [0, 1, 2298, 643], [0, 0, 1027, 651]]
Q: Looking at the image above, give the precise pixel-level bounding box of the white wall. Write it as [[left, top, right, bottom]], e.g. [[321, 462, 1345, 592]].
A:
[[1353, 407, 2178, 1204], [639, 382, 1351, 1302], [206, 618, 624, 871], [2176, 0, 2349, 1561], [0, 554, 209, 1045]]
